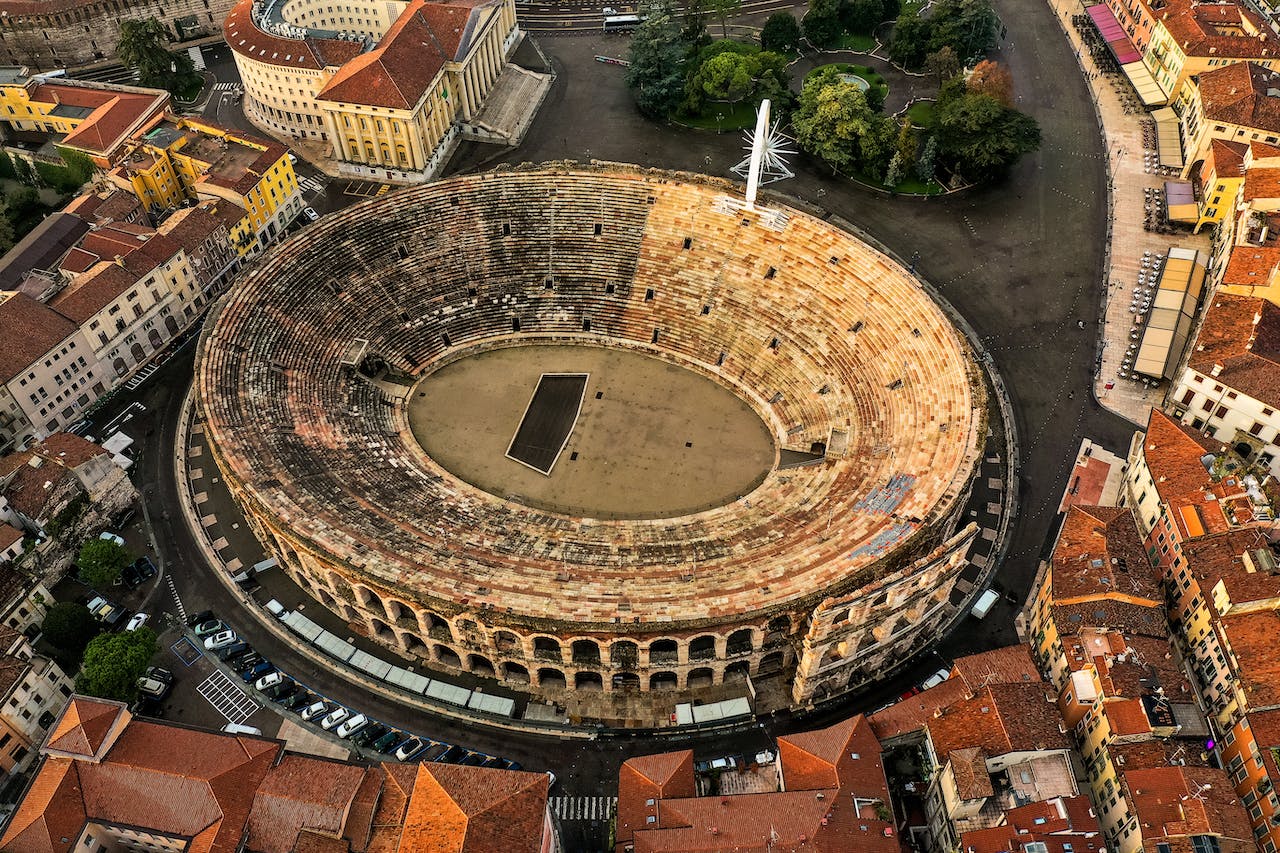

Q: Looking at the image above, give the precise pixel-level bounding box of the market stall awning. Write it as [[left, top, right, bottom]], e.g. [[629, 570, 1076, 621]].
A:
[[1134, 247, 1205, 379], [1152, 107, 1185, 168], [1086, 5, 1170, 106]]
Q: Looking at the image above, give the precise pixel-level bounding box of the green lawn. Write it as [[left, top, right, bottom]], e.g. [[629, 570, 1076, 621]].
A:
[[905, 99, 936, 128], [679, 100, 758, 131], [833, 32, 876, 51]]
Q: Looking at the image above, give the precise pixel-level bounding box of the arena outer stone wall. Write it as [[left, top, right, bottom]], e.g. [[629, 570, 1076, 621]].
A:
[[195, 164, 989, 707]]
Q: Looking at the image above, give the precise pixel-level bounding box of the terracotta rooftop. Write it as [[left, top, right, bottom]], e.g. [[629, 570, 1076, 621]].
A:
[[223, 0, 364, 72], [1187, 292, 1280, 408], [1121, 764, 1252, 848], [957, 795, 1104, 853], [25, 82, 168, 160], [1049, 505, 1160, 604], [869, 677, 971, 742], [1180, 527, 1276, 613], [1220, 609, 1280, 708], [1050, 599, 1167, 639], [0, 624, 30, 698], [246, 755, 374, 853], [316, 0, 492, 109], [1243, 166, 1280, 202], [1140, 408, 1226, 504], [927, 682, 1070, 760], [949, 644, 1043, 691], [1198, 62, 1280, 135], [1156, 0, 1279, 61], [0, 521, 21, 553], [0, 292, 79, 383], [616, 750, 697, 852], [1208, 138, 1249, 180], [1221, 244, 1280, 292], [398, 762, 550, 853]]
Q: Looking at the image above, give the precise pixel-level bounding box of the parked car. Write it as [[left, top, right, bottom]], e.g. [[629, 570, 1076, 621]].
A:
[[236, 652, 264, 673], [283, 692, 313, 712], [351, 723, 387, 748], [970, 589, 1000, 619], [299, 701, 328, 721], [459, 753, 487, 766], [137, 676, 170, 700], [303, 207, 319, 222], [920, 668, 951, 690], [186, 610, 215, 628], [255, 671, 284, 691], [144, 666, 173, 684], [372, 730, 405, 754], [194, 619, 227, 638], [320, 708, 350, 731], [707, 756, 737, 771], [434, 745, 466, 763], [241, 662, 274, 683], [418, 743, 450, 762], [98, 531, 124, 547], [394, 738, 427, 761], [222, 723, 262, 735], [501, 759, 523, 771], [125, 613, 148, 632], [204, 630, 239, 650], [119, 564, 143, 589], [132, 556, 157, 581], [336, 713, 368, 738], [86, 595, 124, 627], [216, 642, 250, 662], [266, 681, 297, 702], [480, 756, 505, 768]]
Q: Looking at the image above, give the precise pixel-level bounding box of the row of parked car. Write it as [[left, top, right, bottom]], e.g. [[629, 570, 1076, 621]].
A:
[[189, 611, 523, 769]]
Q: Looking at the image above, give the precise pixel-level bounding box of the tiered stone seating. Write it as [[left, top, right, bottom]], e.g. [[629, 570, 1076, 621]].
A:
[[196, 164, 985, 640]]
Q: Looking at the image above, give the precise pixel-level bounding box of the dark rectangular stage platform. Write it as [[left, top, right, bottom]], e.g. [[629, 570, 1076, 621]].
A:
[[506, 373, 588, 475]]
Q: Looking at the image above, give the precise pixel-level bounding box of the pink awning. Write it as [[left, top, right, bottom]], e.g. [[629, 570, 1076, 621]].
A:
[[1086, 4, 1143, 65]]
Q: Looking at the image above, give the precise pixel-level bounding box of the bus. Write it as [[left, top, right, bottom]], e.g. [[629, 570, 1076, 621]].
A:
[[603, 13, 642, 31]]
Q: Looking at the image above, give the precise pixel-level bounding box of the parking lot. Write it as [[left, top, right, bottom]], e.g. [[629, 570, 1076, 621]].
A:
[[196, 670, 259, 724]]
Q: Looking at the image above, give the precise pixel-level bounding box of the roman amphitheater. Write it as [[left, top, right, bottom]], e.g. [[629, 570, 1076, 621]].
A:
[[195, 164, 990, 708]]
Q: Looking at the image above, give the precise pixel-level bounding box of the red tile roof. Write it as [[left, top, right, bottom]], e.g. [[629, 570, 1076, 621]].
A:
[[0, 292, 79, 383], [949, 645, 1043, 691], [399, 763, 550, 853], [1197, 62, 1280, 135], [616, 750, 697, 852], [1208, 138, 1249, 180], [958, 795, 1104, 853], [1049, 505, 1160, 604], [0, 522, 21, 552], [1140, 409, 1225, 504], [42, 696, 127, 760], [28, 82, 168, 160], [1220, 244, 1280, 289], [1157, 0, 1280, 61], [868, 677, 971, 741], [1122, 764, 1252, 847], [223, 0, 363, 72], [316, 0, 491, 109], [1187, 292, 1280, 408], [927, 683, 1069, 760], [49, 228, 184, 323], [246, 755, 374, 853]]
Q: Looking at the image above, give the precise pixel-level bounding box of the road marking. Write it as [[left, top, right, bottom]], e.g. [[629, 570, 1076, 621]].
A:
[[197, 670, 259, 724], [298, 175, 326, 194], [212, 81, 239, 91], [166, 575, 186, 623], [550, 796, 616, 821], [170, 636, 202, 667]]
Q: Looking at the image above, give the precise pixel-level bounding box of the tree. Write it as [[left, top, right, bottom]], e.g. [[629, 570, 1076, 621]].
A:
[[926, 0, 997, 63], [77, 538, 130, 588], [924, 46, 961, 83], [698, 53, 757, 103], [760, 11, 801, 53], [41, 602, 99, 658], [626, 6, 692, 120], [916, 133, 938, 181], [841, 0, 885, 35], [76, 627, 157, 702], [935, 87, 1041, 182], [802, 0, 844, 47], [968, 59, 1014, 106], [895, 118, 918, 171], [0, 202, 14, 254], [884, 152, 904, 187], [889, 11, 931, 68], [792, 67, 895, 178], [117, 18, 199, 97], [708, 0, 742, 40]]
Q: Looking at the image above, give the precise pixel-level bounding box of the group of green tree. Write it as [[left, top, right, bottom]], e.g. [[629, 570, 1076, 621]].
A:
[[799, 0, 899, 48], [117, 18, 202, 100], [888, 0, 999, 70], [32, 538, 157, 702], [626, 7, 791, 122], [792, 60, 1038, 187]]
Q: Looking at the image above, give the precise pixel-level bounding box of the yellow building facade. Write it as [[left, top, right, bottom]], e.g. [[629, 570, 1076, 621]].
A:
[[225, 0, 519, 183], [110, 116, 301, 255]]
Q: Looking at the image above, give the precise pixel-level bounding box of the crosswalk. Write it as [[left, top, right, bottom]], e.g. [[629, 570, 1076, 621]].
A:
[[123, 363, 159, 391], [197, 670, 259, 724], [212, 82, 240, 92], [550, 796, 616, 821], [298, 175, 326, 194]]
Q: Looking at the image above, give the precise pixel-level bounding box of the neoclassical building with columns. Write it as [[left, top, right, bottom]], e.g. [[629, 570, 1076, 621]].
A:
[[225, 0, 522, 181]]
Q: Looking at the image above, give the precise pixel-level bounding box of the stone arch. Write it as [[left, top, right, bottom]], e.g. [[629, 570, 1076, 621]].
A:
[[468, 654, 496, 677], [687, 667, 715, 688], [386, 599, 413, 623], [433, 644, 461, 669], [112, 357, 127, 376], [494, 631, 520, 654], [402, 632, 427, 654], [339, 603, 358, 622], [612, 672, 641, 691], [820, 645, 844, 668], [766, 615, 790, 636], [832, 609, 851, 625], [164, 314, 179, 335], [369, 617, 394, 643], [537, 667, 566, 689], [726, 629, 755, 655], [533, 637, 562, 662], [129, 342, 145, 363], [147, 328, 162, 349], [571, 639, 601, 665], [649, 639, 678, 665], [502, 662, 530, 683], [725, 660, 751, 681], [575, 671, 603, 691], [759, 651, 785, 674], [688, 635, 717, 661], [650, 671, 678, 690], [610, 640, 639, 669], [425, 613, 453, 642], [317, 587, 337, 609]]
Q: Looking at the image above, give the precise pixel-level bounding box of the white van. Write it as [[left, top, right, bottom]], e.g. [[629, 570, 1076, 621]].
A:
[[970, 589, 1000, 619], [221, 723, 262, 735]]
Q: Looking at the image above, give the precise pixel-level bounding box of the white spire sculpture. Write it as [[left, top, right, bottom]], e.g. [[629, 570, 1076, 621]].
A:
[[731, 99, 795, 210]]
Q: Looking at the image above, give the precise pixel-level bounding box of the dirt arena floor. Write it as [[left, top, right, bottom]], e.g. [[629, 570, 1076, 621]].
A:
[[407, 344, 777, 518]]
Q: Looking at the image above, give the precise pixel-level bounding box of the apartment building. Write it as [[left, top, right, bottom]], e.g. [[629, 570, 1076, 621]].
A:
[[1, 694, 559, 852], [0, 432, 136, 543], [0, 625, 71, 784], [1167, 293, 1280, 475], [0, 71, 168, 167], [108, 115, 301, 256]]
